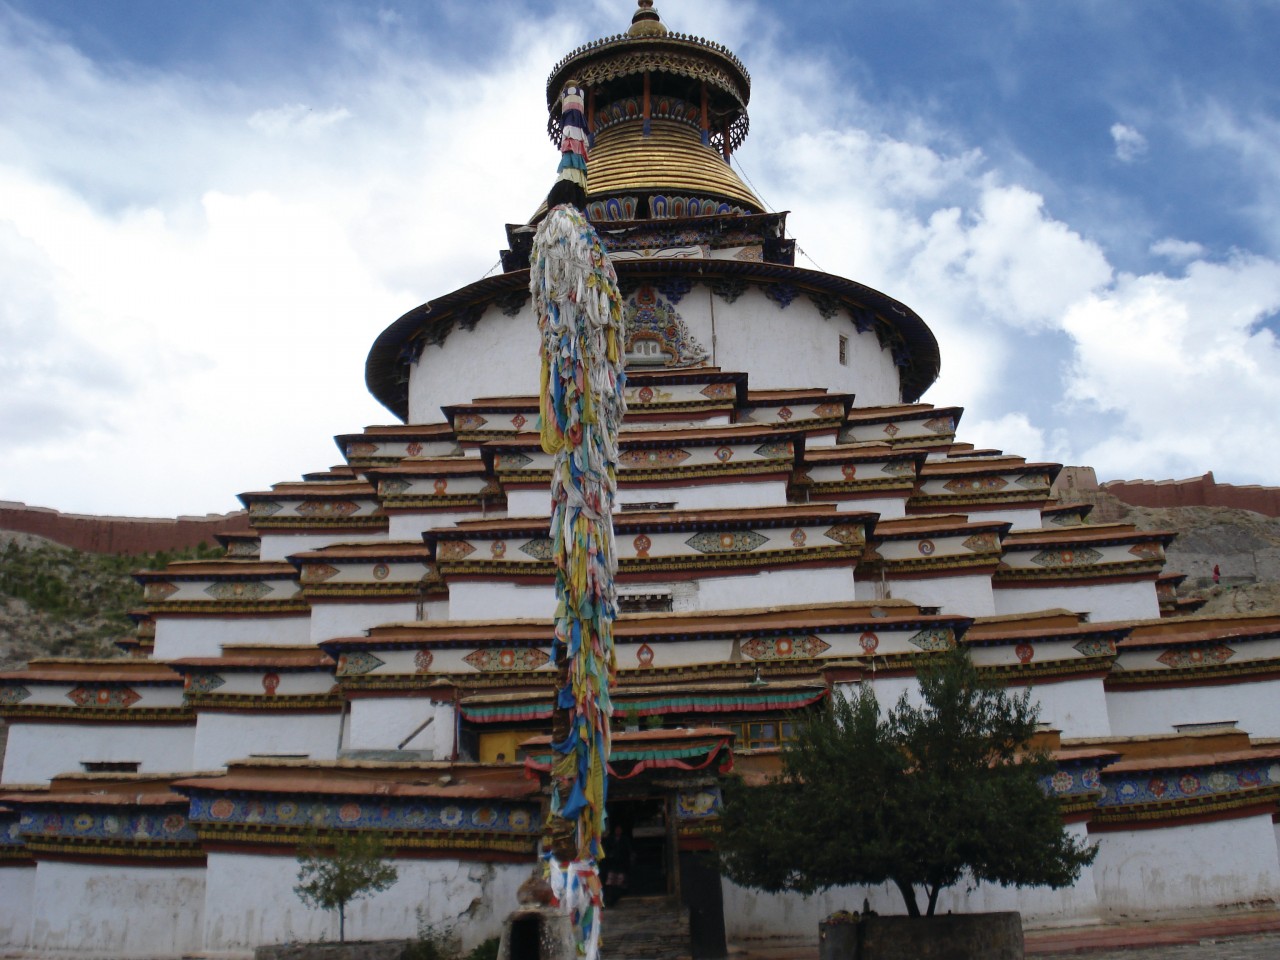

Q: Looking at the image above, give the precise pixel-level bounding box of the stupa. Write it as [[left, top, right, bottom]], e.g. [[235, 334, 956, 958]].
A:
[[2, 3, 1279, 957]]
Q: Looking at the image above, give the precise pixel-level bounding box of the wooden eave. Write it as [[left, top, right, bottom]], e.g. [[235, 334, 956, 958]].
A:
[[172, 761, 537, 800], [365, 459, 491, 478], [135, 561, 298, 581], [871, 514, 1011, 540], [288, 541, 436, 562], [1001, 525, 1177, 549]]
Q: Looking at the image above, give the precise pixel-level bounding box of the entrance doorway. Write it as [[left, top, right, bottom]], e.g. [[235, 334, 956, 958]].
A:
[[606, 797, 670, 899]]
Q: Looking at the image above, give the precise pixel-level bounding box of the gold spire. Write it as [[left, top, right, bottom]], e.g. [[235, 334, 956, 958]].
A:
[[628, 0, 668, 37]]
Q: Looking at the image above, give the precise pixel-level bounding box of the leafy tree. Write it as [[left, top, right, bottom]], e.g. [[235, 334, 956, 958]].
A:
[[715, 647, 1096, 917], [294, 829, 399, 941]]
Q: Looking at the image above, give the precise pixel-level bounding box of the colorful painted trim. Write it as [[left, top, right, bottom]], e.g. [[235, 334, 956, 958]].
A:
[[460, 688, 826, 724]]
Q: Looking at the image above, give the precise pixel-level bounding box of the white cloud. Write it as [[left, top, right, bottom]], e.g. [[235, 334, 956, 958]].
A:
[[247, 104, 353, 137], [1150, 237, 1207, 261], [1110, 122, 1148, 163]]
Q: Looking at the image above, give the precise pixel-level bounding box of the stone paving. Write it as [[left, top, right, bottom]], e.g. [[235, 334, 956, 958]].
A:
[[1035, 930, 1280, 958]]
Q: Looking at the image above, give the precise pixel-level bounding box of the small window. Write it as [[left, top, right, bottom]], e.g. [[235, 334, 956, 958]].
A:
[[81, 761, 140, 773], [838, 335, 849, 366]]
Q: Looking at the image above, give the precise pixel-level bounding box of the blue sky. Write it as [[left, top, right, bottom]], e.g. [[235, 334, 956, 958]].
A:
[[2, 0, 1279, 516]]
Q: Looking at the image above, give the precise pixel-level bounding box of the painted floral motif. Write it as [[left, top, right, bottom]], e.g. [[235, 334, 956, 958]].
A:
[[490, 540, 507, 559], [1156, 645, 1235, 669], [700, 382, 736, 400], [0, 685, 31, 705], [405, 442, 423, 456], [790, 528, 807, 548], [883, 460, 918, 476], [740, 635, 830, 660], [339, 803, 362, 823], [962, 533, 1000, 552], [296, 499, 360, 518], [371, 563, 390, 581], [841, 464, 858, 480], [942, 476, 1008, 493], [1016, 473, 1051, 488], [436, 541, 476, 561], [184, 673, 226, 695], [859, 632, 879, 654], [1081, 768, 1101, 789], [1051, 771, 1074, 794], [66, 686, 142, 708], [519, 538, 554, 561], [624, 285, 709, 368], [1178, 774, 1201, 794], [379, 479, 411, 496], [633, 534, 652, 558], [262, 673, 280, 695], [414, 650, 434, 673], [636, 643, 655, 667], [923, 416, 956, 434], [813, 402, 844, 418], [882, 423, 901, 437], [144, 581, 179, 601], [1015, 642, 1035, 664], [908, 628, 953, 652], [685, 530, 768, 554], [1029, 547, 1103, 568], [346, 442, 378, 457], [618, 448, 691, 467], [636, 385, 656, 403], [823, 524, 864, 546], [433, 478, 449, 495], [510, 414, 528, 431], [776, 406, 794, 422], [918, 540, 936, 556], [301, 564, 340, 583], [1073, 638, 1116, 658], [753, 441, 794, 460], [497, 452, 535, 470], [714, 446, 735, 462], [338, 652, 386, 676], [204, 581, 274, 601], [463, 648, 552, 672], [1128, 542, 1164, 560], [249, 501, 283, 517], [454, 414, 488, 431], [210, 798, 236, 820]]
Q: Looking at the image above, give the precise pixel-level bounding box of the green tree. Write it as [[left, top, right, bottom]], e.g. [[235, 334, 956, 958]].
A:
[[715, 647, 1096, 917], [294, 829, 400, 941]]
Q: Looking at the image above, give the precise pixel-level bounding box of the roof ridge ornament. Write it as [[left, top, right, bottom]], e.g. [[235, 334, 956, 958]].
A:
[[628, 0, 667, 37]]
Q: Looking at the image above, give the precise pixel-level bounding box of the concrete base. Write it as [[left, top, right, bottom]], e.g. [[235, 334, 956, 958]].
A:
[[819, 912, 1024, 960], [497, 907, 575, 960]]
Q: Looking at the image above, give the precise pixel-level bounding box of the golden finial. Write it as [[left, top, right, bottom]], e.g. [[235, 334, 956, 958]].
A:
[[628, 0, 668, 37]]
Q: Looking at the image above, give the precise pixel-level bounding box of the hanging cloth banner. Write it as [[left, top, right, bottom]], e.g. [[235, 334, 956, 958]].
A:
[[530, 83, 626, 960]]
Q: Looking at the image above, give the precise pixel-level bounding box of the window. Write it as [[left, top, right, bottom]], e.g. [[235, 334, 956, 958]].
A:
[[81, 761, 140, 773], [838, 334, 849, 366]]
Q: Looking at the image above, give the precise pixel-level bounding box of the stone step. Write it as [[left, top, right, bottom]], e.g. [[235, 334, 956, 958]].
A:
[[602, 896, 691, 960]]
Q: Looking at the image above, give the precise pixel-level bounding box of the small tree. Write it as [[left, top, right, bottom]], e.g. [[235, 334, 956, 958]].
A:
[[295, 829, 399, 941], [715, 647, 1096, 917]]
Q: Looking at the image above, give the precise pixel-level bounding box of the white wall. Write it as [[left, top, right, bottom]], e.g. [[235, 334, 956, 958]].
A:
[[389, 510, 494, 540], [262, 532, 385, 563], [836, 497, 903, 519], [2, 723, 195, 783], [0, 865, 34, 950], [447, 582, 555, 621], [1018, 677, 1113, 740], [347, 698, 456, 757], [856, 573, 995, 616], [27, 861, 205, 957], [192, 712, 343, 768], [202, 851, 530, 952], [153, 616, 312, 660], [615, 479, 788, 512], [993, 581, 1160, 623], [696, 566, 857, 611], [310, 601, 421, 643], [1106, 677, 1280, 738], [1090, 814, 1280, 918]]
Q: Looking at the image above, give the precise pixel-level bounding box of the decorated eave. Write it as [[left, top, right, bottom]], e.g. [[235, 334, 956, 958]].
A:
[[995, 524, 1175, 587], [624, 367, 747, 417], [238, 480, 387, 533], [169, 645, 339, 713], [363, 460, 503, 513], [321, 601, 970, 689], [1041, 742, 1121, 821], [365, 261, 941, 421], [840, 403, 962, 447], [135, 560, 306, 617], [172, 760, 541, 859], [2, 774, 202, 864], [337, 423, 463, 467], [458, 679, 829, 726], [795, 443, 926, 501], [486, 424, 803, 489], [864, 513, 1011, 579], [1155, 572, 1206, 617], [0, 659, 189, 723], [961, 611, 1130, 682], [909, 457, 1061, 512], [422, 504, 876, 583], [0, 787, 43, 866], [738, 389, 852, 430], [1106, 613, 1280, 688], [115, 608, 156, 657], [289, 541, 445, 603], [1042, 502, 1094, 528], [215, 530, 261, 559], [523, 727, 735, 782], [1080, 729, 1280, 830], [301, 465, 357, 482]]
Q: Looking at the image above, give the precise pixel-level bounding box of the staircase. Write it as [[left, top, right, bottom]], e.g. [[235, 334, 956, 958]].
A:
[[602, 895, 691, 960]]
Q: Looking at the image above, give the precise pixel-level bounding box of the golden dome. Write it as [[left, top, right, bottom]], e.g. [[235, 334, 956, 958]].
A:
[[587, 119, 761, 209], [628, 0, 668, 37]]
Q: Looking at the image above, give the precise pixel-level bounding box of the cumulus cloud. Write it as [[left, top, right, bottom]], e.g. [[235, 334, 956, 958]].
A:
[[1150, 237, 1207, 261], [1110, 122, 1148, 162]]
